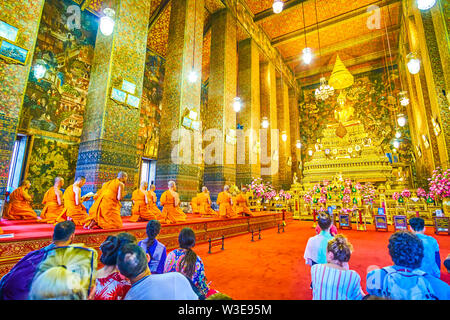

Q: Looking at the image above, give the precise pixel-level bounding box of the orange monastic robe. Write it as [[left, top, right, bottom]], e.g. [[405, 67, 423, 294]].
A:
[[160, 190, 186, 224], [3, 187, 37, 220], [56, 185, 89, 226], [191, 195, 200, 214], [86, 179, 123, 229], [129, 189, 162, 222], [39, 187, 64, 223], [217, 191, 237, 218], [235, 193, 254, 216], [197, 192, 218, 217]]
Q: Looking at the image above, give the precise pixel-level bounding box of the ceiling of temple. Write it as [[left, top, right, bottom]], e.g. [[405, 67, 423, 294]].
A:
[[82, 0, 402, 86]]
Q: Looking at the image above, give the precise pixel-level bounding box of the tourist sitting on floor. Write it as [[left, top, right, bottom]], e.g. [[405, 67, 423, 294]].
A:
[[304, 213, 335, 267], [117, 243, 198, 300], [94, 233, 137, 300], [164, 227, 216, 299], [2, 180, 38, 221], [138, 220, 167, 274], [409, 217, 441, 278], [0, 221, 76, 300], [366, 231, 450, 300], [29, 245, 98, 300], [311, 234, 365, 300], [444, 254, 450, 273]]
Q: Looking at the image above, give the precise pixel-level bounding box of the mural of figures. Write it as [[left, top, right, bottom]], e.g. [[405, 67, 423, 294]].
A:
[[27, 136, 79, 206], [19, 0, 98, 137], [139, 50, 165, 159]]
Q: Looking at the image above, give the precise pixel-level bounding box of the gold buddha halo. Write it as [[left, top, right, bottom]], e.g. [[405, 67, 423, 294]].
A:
[[328, 55, 354, 90]]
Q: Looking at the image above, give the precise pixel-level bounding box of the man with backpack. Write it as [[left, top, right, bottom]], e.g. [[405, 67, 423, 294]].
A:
[[366, 231, 450, 300], [0, 220, 76, 300]]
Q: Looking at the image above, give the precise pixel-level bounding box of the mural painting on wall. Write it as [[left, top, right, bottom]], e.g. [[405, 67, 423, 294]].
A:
[[19, 0, 98, 137], [27, 136, 79, 206], [139, 50, 164, 159], [298, 67, 413, 164]]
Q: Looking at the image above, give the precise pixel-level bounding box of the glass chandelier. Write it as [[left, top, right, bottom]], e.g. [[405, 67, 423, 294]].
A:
[[315, 77, 335, 101]]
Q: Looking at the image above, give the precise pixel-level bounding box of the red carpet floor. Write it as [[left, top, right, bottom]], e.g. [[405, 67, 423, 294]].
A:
[[193, 220, 450, 300]]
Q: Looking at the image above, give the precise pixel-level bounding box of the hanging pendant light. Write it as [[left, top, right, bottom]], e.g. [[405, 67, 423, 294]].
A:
[[281, 131, 287, 142], [417, 0, 436, 10], [188, 0, 198, 83], [261, 117, 269, 129], [100, 8, 115, 36], [399, 91, 410, 106], [296, 140, 302, 149], [33, 59, 47, 79], [232, 97, 242, 112], [315, 77, 335, 101], [273, 0, 284, 14], [406, 52, 421, 74], [397, 113, 407, 127], [301, 2, 313, 65], [395, 131, 402, 139]]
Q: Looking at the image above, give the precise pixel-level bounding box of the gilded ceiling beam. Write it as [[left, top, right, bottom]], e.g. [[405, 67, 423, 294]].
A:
[[222, 0, 299, 93], [284, 24, 400, 65], [271, 0, 401, 48], [253, 0, 307, 23], [294, 49, 399, 79], [148, 0, 171, 30]]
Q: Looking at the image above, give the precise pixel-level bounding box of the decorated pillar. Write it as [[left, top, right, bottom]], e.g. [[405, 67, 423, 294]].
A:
[[277, 77, 291, 190], [0, 0, 45, 196], [236, 38, 260, 187], [155, 0, 204, 201], [289, 88, 301, 181], [75, 0, 152, 195], [203, 8, 237, 199], [260, 61, 279, 189]]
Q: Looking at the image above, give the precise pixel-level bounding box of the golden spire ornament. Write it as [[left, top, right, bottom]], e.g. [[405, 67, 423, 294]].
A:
[[329, 55, 354, 90]]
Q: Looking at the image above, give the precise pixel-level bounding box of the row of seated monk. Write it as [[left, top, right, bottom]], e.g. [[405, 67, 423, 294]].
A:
[[0, 173, 255, 232]]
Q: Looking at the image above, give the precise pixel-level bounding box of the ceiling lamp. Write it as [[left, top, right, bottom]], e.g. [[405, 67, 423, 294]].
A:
[[261, 117, 269, 129], [188, 70, 198, 83], [232, 97, 242, 112], [393, 140, 400, 149], [33, 59, 47, 79], [315, 77, 334, 101], [406, 52, 421, 74], [417, 0, 436, 10], [399, 91, 410, 106], [328, 55, 354, 90], [281, 131, 287, 142], [397, 114, 407, 127], [308, 149, 313, 156], [273, 0, 284, 14], [302, 47, 313, 65], [395, 131, 402, 139], [296, 140, 302, 149], [100, 8, 115, 36]]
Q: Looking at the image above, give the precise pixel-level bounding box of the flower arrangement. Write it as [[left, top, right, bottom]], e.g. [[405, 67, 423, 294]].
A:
[[342, 194, 351, 204], [303, 193, 313, 203], [355, 182, 363, 191], [361, 183, 375, 204], [401, 189, 411, 198], [321, 187, 327, 195], [342, 207, 353, 214], [318, 195, 327, 204], [428, 167, 450, 201], [416, 187, 427, 199], [343, 187, 351, 195], [392, 192, 400, 201], [278, 190, 292, 200], [248, 178, 276, 201], [323, 180, 330, 186]]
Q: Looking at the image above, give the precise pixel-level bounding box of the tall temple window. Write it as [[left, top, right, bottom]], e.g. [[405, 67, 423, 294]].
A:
[[140, 158, 157, 189], [7, 135, 29, 191]]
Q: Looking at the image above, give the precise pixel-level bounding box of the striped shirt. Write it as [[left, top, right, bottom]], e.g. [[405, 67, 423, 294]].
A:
[[311, 264, 365, 300]]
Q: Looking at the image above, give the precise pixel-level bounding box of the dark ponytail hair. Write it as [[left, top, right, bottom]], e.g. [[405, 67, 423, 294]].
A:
[[318, 213, 332, 231], [178, 228, 197, 278], [100, 233, 137, 266], [146, 220, 161, 251], [327, 234, 353, 264]]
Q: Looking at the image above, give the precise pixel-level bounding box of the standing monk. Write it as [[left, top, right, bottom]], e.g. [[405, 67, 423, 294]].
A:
[[235, 188, 254, 217], [39, 177, 65, 224], [197, 187, 218, 218], [56, 176, 91, 226], [129, 182, 161, 222], [217, 185, 237, 218], [3, 180, 38, 221], [85, 172, 127, 230], [160, 181, 186, 224]]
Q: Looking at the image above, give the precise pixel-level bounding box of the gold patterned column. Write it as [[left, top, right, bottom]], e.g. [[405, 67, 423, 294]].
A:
[[289, 88, 301, 181], [204, 8, 237, 199], [75, 0, 152, 195], [236, 38, 260, 186], [0, 0, 45, 196], [276, 77, 291, 190], [155, 0, 204, 201], [260, 61, 279, 189]]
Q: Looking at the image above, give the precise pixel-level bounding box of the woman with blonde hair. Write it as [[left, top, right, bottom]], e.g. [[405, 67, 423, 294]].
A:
[[310, 234, 365, 300], [29, 246, 98, 300]]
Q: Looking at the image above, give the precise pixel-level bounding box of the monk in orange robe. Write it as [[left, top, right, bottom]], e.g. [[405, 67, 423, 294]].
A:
[[191, 194, 200, 214], [56, 176, 92, 226], [217, 185, 237, 218], [39, 177, 65, 224], [235, 189, 254, 217], [84, 172, 127, 230], [160, 181, 186, 224], [147, 184, 163, 220], [3, 180, 38, 221], [129, 182, 162, 222], [198, 186, 218, 218]]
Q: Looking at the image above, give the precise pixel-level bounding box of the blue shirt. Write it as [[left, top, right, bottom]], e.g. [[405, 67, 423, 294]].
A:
[[304, 231, 334, 264], [416, 233, 440, 278], [138, 238, 167, 274], [366, 265, 450, 300]]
